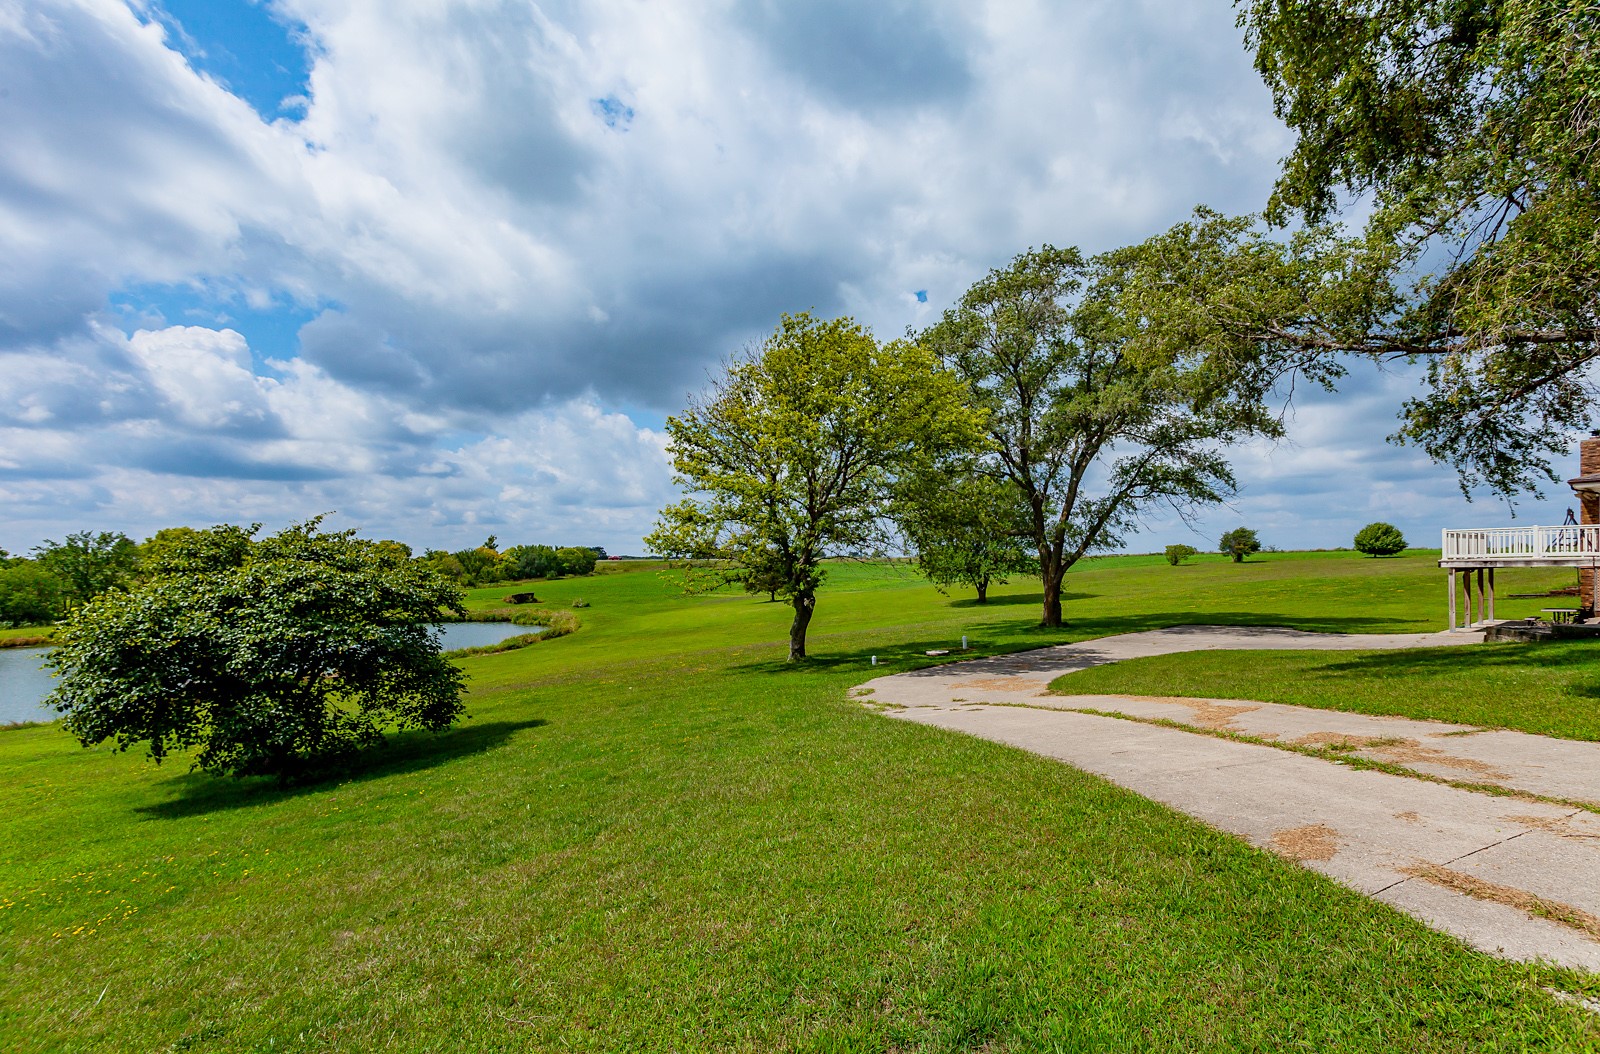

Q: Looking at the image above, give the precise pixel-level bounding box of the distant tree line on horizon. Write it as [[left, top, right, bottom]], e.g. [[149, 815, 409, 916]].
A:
[[416, 536, 604, 587], [0, 528, 604, 627]]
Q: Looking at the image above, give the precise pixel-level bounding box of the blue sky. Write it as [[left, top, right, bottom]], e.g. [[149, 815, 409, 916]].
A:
[[0, 0, 1574, 556]]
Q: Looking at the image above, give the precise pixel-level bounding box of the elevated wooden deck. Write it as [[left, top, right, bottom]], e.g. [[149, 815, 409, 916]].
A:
[[1439, 525, 1600, 569], [1440, 526, 1599, 630]]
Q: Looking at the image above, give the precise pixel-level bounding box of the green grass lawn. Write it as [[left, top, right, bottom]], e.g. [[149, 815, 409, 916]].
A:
[[3, 552, 1598, 1051], [1050, 642, 1600, 742], [0, 625, 53, 647]]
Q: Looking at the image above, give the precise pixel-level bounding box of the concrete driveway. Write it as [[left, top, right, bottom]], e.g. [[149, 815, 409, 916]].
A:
[[856, 625, 1600, 972]]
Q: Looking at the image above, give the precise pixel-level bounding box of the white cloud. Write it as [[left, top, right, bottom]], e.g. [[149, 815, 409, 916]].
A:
[[3, 0, 1554, 556]]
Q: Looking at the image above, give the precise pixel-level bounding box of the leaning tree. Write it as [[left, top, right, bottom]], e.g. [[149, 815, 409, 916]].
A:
[[647, 312, 976, 660], [921, 244, 1282, 627]]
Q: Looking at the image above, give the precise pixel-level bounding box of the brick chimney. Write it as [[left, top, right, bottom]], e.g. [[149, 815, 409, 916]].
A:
[[1574, 436, 1600, 610]]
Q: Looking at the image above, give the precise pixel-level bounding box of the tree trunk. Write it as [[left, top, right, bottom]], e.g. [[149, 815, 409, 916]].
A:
[[788, 590, 815, 661], [975, 577, 989, 604], [1039, 553, 1064, 627]]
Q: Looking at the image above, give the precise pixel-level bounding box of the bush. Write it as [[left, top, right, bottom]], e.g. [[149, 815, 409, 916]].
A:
[[1219, 528, 1261, 563], [1354, 522, 1408, 557], [1163, 544, 1198, 566], [48, 522, 466, 783]]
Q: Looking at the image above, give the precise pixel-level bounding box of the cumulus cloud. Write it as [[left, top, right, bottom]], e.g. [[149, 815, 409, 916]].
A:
[[1, 0, 1539, 553]]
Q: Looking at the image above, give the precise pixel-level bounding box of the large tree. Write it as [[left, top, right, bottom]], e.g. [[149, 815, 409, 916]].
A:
[[646, 313, 976, 660], [1233, 0, 1600, 496], [48, 522, 466, 782], [922, 246, 1280, 627]]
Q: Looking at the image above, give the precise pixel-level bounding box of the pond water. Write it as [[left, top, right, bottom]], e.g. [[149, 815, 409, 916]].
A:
[[0, 648, 55, 726], [0, 622, 541, 727], [433, 621, 543, 651]]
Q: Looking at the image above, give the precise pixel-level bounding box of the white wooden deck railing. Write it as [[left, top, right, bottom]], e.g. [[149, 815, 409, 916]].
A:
[[1442, 525, 1600, 562]]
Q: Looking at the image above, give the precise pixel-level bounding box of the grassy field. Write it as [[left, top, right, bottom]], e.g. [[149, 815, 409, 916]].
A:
[[1051, 641, 1600, 741], [3, 551, 1598, 1051]]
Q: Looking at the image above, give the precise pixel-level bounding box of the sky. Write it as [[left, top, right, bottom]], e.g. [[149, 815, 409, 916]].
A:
[[0, 0, 1578, 558]]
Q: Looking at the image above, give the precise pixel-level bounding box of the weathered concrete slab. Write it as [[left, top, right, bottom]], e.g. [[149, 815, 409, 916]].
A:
[[1041, 695, 1600, 806], [859, 626, 1600, 971]]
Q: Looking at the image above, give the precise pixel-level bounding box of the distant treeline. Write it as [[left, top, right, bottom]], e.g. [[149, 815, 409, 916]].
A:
[[0, 528, 603, 627], [416, 536, 605, 586]]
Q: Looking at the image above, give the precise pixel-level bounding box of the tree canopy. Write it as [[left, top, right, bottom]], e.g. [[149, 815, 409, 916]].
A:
[[1354, 521, 1409, 556], [34, 530, 140, 607], [48, 522, 466, 782], [1233, 0, 1600, 496], [647, 312, 976, 660], [895, 470, 1035, 603], [922, 245, 1281, 627], [1220, 527, 1263, 563]]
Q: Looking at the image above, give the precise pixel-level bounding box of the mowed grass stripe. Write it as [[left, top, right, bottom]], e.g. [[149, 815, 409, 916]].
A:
[[1, 553, 1596, 1051]]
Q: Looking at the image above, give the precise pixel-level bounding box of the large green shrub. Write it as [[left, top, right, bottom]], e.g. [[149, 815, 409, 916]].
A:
[[48, 522, 466, 782], [1353, 522, 1407, 557], [1164, 544, 1198, 566]]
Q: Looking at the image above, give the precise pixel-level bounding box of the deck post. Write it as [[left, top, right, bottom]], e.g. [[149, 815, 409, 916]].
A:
[[1475, 568, 1486, 626], [1448, 570, 1457, 629], [1486, 567, 1495, 622]]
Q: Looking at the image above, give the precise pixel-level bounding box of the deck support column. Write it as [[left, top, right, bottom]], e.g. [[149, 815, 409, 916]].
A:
[[1487, 567, 1496, 622], [1448, 570, 1458, 629]]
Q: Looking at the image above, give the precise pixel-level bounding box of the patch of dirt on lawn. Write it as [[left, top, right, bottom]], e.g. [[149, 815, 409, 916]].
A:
[[1270, 824, 1341, 862], [1368, 740, 1513, 782], [1507, 815, 1600, 841], [949, 677, 1046, 693], [1172, 698, 1261, 731], [1403, 863, 1600, 942]]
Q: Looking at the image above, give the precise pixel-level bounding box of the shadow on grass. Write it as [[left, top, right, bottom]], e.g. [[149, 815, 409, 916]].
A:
[[136, 718, 546, 820], [732, 610, 1423, 675], [946, 591, 1092, 609]]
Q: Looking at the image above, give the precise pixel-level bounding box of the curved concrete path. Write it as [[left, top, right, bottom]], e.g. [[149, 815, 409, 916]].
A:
[[856, 626, 1600, 972]]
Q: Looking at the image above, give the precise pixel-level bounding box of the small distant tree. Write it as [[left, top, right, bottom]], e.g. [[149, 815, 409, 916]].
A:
[[647, 312, 976, 660], [1354, 522, 1407, 557], [1164, 543, 1198, 566], [896, 472, 1035, 603], [48, 521, 466, 783], [34, 531, 141, 606], [1219, 528, 1261, 563]]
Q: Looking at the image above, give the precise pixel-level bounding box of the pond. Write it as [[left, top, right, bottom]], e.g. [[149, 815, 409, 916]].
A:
[[0, 648, 55, 726], [0, 622, 542, 727], [433, 621, 544, 651]]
